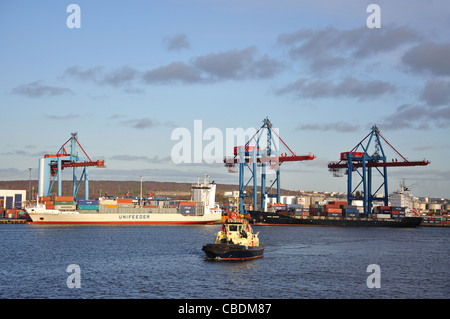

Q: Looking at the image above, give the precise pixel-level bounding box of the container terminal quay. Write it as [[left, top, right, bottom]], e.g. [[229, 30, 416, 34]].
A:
[[1, 180, 449, 227], [1, 121, 449, 226]]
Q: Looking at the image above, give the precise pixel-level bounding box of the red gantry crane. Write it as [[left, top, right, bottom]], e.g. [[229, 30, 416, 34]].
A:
[[224, 118, 315, 213], [327, 125, 430, 214], [38, 133, 105, 200]]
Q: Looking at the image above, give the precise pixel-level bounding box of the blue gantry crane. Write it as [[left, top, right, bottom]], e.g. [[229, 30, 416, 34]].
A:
[[224, 118, 315, 213], [328, 125, 430, 214], [37, 133, 105, 200]]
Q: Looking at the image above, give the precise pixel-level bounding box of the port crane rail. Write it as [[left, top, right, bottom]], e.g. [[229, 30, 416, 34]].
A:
[[224, 118, 315, 214], [327, 125, 430, 214], [38, 133, 105, 200]]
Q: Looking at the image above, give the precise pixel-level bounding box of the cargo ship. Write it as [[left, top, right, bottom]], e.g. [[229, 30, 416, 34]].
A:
[[25, 176, 222, 225], [249, 201, 422, 227]]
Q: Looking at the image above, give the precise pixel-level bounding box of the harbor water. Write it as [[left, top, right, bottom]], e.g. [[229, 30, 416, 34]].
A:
[[0, 224, 448, 299]]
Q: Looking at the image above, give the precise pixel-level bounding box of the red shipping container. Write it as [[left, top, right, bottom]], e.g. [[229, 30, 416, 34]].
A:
[[53, 196, 74, 201], [325, 208, 342, 213], [330, 201, 348, 206], [39, 196, 52, 203], [116, 198, 133, 204], [179, 202, 196, 206]]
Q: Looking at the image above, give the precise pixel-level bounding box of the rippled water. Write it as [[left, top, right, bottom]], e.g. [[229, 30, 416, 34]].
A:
[[0, 224, 448, 299]]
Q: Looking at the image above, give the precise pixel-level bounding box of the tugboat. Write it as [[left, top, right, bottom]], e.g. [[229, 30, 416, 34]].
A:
[[202, 215, 264, 260]]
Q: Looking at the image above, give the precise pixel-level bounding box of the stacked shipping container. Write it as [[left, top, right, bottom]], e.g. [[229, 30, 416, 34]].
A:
[[54, 196, 76, 211], [179, 201, 196, 215], [77, 200, 99, 211], [269, 200, 413, 219]]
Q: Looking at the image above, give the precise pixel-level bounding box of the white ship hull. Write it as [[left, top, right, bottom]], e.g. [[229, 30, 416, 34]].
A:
[[26, 208, 222, 225], [27, 174, 222, 225]]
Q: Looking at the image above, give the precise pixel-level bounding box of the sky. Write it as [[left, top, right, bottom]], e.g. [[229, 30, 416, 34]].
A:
[[1, 0, 449, 199]]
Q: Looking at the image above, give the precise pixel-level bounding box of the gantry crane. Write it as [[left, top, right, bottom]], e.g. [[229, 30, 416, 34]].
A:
[[224, 118, 315, 213], [37, 133, 105, 200], [327, 125, 430, 214]]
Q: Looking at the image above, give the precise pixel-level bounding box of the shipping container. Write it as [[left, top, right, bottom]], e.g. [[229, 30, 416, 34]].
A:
[[329, 201, 348, 206], [327, 212, 342, 217], [117, 204, 134, 208], [324, 208, 342, 213], [53, 196, 74, 201], [180, 206, 196, 215], [54, 201, 74, 205], [116, 198, 133, 204], [102, 205, 117, 208], [78, 200, 99, 205], [78, 205, 99, 210], [345, 212, 360, 217], [100, 199, 116, 205], [179, 201, 196, 206], [55, 205, 77, 210]]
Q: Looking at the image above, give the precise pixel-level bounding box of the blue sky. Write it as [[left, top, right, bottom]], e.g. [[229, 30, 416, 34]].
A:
[[1, 0, 449, 199]]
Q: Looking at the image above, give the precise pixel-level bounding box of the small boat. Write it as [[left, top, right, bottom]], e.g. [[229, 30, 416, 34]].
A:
[[202, 216, 264, 260]]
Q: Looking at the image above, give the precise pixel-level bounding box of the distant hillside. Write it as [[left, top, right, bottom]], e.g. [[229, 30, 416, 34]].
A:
[[0, 180, 300, 203]]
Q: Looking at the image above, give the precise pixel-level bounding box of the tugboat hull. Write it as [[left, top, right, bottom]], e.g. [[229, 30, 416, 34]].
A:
[[202, 244, 264, 260]]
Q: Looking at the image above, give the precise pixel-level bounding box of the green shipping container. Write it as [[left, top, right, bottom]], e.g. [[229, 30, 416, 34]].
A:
[[54, 201, 73, 205], [78, 205, 99, 210]]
